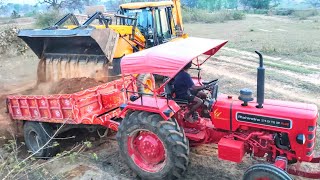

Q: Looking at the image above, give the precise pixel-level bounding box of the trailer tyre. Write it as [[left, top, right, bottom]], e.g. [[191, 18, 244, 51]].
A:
[[243, 164, 292, 180], [24, 121, 58, 158], [117, 111, 189, 180]]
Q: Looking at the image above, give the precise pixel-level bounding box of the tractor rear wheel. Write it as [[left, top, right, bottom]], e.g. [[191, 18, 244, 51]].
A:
[[24, 121, 59, 158], [243, 164, 292, 180], [116, 111, 189, 180]]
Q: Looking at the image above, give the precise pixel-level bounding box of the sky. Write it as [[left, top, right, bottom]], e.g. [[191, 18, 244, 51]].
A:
[[5, 0, 38, 4]]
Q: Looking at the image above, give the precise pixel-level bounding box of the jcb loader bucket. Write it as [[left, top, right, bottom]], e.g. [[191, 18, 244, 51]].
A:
[[18, 28, 119, 83]]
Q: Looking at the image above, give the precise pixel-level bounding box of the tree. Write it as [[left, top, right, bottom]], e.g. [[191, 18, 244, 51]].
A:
[[39, 0, 100, 11], [226, 0, 239, 9], [182, 0, 198, 8], [39, 0, 65, 9], [240, 0, 271, 9], [305, 0, 320, 8]]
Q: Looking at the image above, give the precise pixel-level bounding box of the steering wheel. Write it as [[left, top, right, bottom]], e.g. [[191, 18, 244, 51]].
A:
[[201, 79, 219, 91]]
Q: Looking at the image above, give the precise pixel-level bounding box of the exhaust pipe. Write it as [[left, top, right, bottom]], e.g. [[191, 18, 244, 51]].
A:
[[255, 51, 265, 108]]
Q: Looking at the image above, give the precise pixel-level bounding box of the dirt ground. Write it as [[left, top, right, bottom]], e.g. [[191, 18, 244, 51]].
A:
[[0, 14, 319, 179]]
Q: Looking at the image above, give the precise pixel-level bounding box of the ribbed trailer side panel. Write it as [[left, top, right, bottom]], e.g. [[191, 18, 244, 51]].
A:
[[7, 78, 130, 129]]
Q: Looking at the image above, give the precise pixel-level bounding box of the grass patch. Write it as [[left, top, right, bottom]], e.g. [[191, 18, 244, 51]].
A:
[[182, 8, 245, 23], [264, 61, 316, 74], [292, 9, 319, 20]]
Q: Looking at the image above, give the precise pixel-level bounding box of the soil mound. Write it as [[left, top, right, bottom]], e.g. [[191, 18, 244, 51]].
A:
[[0, 95, 17, 140], [50, 78, 105, 94]]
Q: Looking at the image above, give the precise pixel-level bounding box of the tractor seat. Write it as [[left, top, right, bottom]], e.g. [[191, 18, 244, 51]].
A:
[[164, 78, 189, 104]]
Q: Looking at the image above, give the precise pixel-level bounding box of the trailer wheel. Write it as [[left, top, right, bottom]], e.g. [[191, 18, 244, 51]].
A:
[[24, 121, 58, 158], [137, 74, 155, 94], [243, 164, 292, 180], [117, 111, 189, 180]]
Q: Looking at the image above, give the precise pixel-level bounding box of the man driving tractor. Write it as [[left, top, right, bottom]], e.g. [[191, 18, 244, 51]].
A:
[[174, 62, 209, 122]]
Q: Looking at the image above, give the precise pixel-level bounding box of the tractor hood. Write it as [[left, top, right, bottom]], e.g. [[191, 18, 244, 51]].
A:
[[120, 37, 227, 78]]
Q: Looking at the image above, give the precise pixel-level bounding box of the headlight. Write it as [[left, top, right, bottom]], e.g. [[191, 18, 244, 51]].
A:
[[296, 134, 306, 145]]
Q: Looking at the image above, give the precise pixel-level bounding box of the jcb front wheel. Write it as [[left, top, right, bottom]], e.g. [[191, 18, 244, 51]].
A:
[[137, 74, 155, 94], [116, 111, 189, 180]]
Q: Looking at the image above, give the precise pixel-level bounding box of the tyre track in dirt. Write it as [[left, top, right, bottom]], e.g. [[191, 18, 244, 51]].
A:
[[216, 55, 320, 87]]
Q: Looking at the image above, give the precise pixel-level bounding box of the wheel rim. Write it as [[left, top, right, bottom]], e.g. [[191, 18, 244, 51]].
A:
[[127, 129, 166, 173], [28, 131, 41, 153], [144, 79, 153, 93]]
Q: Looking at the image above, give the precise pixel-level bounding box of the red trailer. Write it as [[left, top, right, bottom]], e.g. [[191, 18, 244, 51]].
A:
[[6, 77, 134, 157], [6, 37, 320, 180], [7, 77, 132, 129]]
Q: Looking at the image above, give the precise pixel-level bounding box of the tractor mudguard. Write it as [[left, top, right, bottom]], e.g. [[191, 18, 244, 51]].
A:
[[119, 96, 180, 120]]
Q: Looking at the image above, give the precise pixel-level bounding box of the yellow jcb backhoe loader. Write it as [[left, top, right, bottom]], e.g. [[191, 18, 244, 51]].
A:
[[18, 0, 185, 92]]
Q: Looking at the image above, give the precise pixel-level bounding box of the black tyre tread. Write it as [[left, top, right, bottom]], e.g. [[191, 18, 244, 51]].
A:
[[24, 121, 58, 158], [171, 118, 189, 155], [243, 164, 292, 180], [117, 111, 189, 180]]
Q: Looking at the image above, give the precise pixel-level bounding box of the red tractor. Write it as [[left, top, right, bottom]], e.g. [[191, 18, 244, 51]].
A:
[[117, 37, 319, 179], [6, 37, 319, 180]]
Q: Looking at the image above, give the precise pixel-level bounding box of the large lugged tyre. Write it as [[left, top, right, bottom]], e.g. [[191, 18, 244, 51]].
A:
[[116, 111, 189, 180], [24, 121, 59, 158], [243, 164, 292, 180], [137, 74, 155, 94]]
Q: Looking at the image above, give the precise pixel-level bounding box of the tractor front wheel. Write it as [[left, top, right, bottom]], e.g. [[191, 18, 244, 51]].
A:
[[116, 111, 189, 179], [243, 164, 292, 180]]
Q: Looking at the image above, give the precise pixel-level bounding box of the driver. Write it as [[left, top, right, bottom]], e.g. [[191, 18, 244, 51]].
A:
[[174, 62, 207, 122]]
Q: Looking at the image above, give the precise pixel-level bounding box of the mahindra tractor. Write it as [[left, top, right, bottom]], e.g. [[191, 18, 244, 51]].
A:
[[6, 38, 320, 180]]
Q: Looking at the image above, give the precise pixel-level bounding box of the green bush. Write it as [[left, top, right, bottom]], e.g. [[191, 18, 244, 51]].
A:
[[272, 9, 295, 16], [232, 11, 246, 20], [182, 8, 245, 23], [35, 10, 64, 28], [244, 9, 269, 15]]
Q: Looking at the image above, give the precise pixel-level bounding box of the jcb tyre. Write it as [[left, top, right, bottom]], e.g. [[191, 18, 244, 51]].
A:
[[24, 121, 59, 158], [243, 164, 292, 180], [137, 74, 155, 94], [117, 111, 189, 180]]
